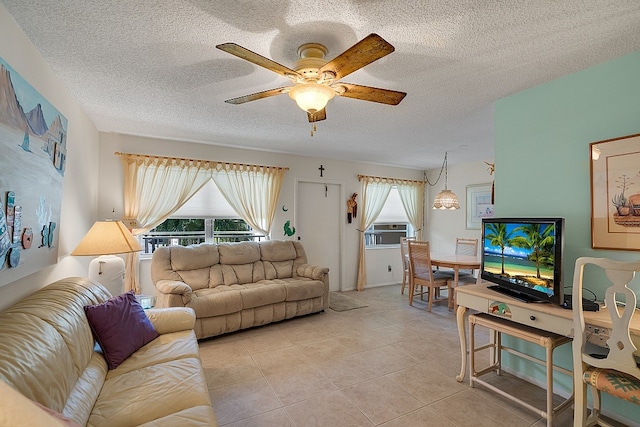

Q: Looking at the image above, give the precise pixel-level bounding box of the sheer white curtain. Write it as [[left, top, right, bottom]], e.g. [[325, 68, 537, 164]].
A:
[[356, 176, 393, 291], [212, 164, 287, 238], [118, 153, 213, 293], [396, 180, 425, 240]]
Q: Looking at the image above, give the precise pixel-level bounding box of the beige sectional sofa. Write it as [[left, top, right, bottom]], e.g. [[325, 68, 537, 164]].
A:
[[151, 240, 329, 339], [0, 277, 217, 427]]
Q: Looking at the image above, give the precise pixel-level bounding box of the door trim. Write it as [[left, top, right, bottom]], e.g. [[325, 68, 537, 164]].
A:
[[294, 178, 345, 291]]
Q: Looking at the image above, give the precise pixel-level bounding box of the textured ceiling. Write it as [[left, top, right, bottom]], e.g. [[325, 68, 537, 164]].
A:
[[2, 1, 640, 169]]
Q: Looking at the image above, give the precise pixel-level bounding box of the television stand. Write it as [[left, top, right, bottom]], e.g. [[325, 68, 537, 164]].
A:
[[487, 285, 545, 303]]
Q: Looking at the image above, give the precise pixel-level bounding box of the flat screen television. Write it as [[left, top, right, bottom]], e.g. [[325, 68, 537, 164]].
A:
[[481, 217, 564, 305]]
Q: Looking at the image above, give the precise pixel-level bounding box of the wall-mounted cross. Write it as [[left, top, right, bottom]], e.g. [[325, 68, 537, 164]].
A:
[[318, 164, 325, 177]]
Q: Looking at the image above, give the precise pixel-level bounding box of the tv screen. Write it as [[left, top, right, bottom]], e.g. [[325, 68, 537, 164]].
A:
[[481, 217, 564, 305]]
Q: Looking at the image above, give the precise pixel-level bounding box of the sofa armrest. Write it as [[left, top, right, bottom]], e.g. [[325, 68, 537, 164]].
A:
[[145, 307, 196, 335], [296, 264, 329, 280], [154, 279, 192, 306]]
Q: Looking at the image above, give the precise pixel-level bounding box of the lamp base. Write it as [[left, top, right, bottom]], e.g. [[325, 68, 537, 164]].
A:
[[88, 255, 125, 297]]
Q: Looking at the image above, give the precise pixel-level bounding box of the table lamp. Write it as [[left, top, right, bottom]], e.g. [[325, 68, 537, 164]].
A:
[[71, 220, 142, 296]]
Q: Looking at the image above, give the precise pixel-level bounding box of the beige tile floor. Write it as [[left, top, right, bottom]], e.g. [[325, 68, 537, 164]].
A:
[[199, 284, 579, 427]]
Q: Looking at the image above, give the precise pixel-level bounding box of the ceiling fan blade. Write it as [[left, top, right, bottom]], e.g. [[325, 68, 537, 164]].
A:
[[318, 34, 395, 81], [334, 83, 406, 105], [216, 43, 302, 79], [308, 108, 326, 123], [224, 87, 289, 104]]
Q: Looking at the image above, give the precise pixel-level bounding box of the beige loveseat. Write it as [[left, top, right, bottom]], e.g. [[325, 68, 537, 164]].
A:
[[0, 277, 217, 427], [151, 240, 329, 339]]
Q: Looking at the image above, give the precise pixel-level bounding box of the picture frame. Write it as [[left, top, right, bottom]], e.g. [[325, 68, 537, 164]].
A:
[[591, 133, 640, 251], [466, 183, 494, 229]]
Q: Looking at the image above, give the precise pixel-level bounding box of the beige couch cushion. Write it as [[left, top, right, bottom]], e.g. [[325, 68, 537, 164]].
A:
[[221, 262, 261, 285], [191, 287, 243, 317], [88, 358, 210, 427], [259, 240, 297, 262], [0, 380, 79, 427], [0, 278, 109, 415], [175, 267, 211, 291], [218, 241, 260, 264], [239, 282, 287, 309], [171, 244, 219, 270], [284, 279, 326, 301], [106, 330, 200, 379]]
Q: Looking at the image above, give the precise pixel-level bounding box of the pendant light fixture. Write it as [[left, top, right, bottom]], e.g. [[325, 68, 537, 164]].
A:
[[426, 152, 460, 210]]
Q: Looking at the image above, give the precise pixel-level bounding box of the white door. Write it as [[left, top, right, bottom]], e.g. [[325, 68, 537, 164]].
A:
[[296, 181, 341, 291]]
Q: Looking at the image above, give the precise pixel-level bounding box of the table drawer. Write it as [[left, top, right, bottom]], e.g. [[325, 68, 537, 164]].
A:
[[484, 299, 573, 336], [456, 291, 490, 312], [509, 306, 573, 336]]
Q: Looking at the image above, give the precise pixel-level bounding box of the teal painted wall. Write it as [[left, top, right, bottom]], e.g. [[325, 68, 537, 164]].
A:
[[494, 49, 640, 423]]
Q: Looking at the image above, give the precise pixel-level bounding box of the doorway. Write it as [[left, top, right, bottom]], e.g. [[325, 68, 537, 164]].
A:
[[295, 180, 342, 291]]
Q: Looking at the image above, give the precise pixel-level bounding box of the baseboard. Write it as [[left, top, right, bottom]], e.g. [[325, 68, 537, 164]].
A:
[[341, 282, 400, 292]]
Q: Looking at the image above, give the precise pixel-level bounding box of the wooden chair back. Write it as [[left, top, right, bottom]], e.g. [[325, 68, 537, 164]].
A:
[[407, 240, 451, 311], [572, 257, 640, 425], [456, 238, 478, 276], [399, 236, 416, 294]]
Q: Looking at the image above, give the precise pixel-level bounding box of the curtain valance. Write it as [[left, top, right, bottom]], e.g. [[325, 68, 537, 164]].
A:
[[115, 152, 289, 173], [357, 174, 424, 186]]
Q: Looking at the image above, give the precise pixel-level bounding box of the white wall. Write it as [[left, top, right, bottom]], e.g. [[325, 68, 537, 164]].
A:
[[425, 160, 495, 252], [98, 133, 424, 294], [0, 5, 100, 310]]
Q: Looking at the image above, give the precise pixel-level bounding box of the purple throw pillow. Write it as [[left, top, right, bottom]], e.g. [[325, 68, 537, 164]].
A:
[[84, 291, 159, 369]]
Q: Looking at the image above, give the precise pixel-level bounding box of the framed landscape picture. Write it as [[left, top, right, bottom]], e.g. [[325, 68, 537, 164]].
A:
[[591, 133, 640, 250], [466, 183, 494, 229]]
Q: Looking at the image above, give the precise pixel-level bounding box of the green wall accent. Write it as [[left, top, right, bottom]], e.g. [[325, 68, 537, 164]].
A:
[[494, 49, 640, 422]]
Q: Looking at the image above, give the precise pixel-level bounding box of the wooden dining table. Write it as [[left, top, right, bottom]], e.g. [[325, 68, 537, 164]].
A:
[[429, 253, 482, 308]]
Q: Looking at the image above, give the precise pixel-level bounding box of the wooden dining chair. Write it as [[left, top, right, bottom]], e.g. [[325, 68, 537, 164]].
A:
[[400, 236, 416, 295], [407, 240, 452, 311], [447, 238, 479, 308], [572, 257, 640, 427], [455, 237, 479, 277]]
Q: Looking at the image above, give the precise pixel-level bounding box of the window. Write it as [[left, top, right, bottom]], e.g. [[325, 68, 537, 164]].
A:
[[364, 187, 414, 246], [139, 180, 266, 254]]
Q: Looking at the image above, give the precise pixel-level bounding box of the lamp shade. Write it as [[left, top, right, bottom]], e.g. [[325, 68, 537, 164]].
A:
[[288, 83, 335, 113], [433, 189, 460, 210], [71, 220, 142, 256]]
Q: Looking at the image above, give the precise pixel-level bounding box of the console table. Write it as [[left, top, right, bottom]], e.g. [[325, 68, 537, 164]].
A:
[[455, 282, 640, 382], [456, 283, 640, 425]]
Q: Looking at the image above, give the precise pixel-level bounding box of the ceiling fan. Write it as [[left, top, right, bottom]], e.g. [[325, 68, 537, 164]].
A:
[[216, 34, 406, 125]]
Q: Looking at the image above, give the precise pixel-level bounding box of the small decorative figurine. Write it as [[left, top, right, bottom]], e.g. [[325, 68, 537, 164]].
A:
[[347, 193, 358, 223], [283, 220, 296, 237]]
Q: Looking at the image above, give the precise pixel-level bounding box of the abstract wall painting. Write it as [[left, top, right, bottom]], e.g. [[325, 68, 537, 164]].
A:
[[0, 56, 67, 286]]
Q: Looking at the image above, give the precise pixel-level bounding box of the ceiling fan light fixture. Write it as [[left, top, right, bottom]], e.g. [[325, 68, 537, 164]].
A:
[[288, 83, 335, 113]]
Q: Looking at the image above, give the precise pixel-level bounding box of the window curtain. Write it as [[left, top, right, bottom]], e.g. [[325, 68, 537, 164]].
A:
[[356, 176, 393, 291], [396, 180, 425, 240], [356, 175, 425, 291], [118, 153, 213, 293], [212, 164, 286, 238]]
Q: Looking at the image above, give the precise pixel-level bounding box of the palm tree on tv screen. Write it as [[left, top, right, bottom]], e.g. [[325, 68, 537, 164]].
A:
[[485, 223, 517, 275], [511, 224, 554, 279]]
